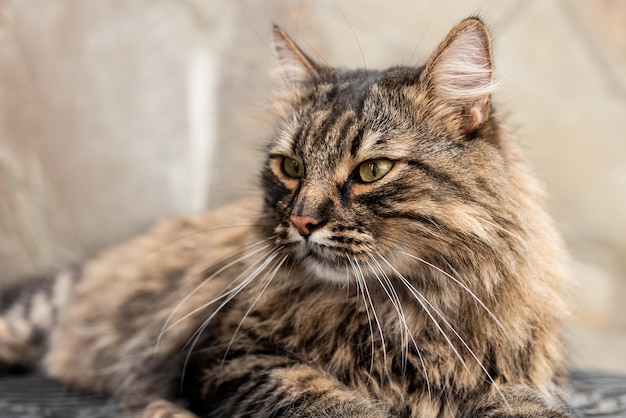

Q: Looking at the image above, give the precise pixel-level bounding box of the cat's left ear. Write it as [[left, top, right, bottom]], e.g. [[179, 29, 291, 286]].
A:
[[271, 25, 320, 92], [420, 18, 495, 132]]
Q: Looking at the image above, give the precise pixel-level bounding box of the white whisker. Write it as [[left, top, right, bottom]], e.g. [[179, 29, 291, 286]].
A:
[[398, 251, 509, 339], [352, 256, 387, 385], [474, 215, 528, 246], [156, 238, 275, 351], [348, 255, 376, 380], [183, 247, 285, 349], [364, 258, 400, 382], [180, 246, 285, 387], [378, 257, 468, 370], [370, 253, 432, 396], [382, 255, 509, 407], [221, 253, 289, 366], [365, 258, 407, 370]]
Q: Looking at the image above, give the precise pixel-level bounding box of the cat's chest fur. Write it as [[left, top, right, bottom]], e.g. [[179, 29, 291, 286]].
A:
[[196, 273, 487, 415]]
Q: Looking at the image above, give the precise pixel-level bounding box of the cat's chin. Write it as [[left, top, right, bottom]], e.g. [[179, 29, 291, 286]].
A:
[[301, 259, 351, 284]]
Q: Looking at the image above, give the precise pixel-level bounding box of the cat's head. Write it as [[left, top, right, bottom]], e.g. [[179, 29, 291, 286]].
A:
[[261, 19, 537, 286]]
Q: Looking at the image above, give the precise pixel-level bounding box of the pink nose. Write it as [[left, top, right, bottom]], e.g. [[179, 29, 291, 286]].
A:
[[289, 215, 319, 237]]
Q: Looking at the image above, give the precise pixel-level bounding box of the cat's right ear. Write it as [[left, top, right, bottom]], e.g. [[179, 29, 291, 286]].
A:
[[271, 25, 319, 111]]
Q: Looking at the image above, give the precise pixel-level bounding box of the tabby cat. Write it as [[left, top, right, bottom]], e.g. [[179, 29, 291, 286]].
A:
[[0, 18, 572, 417]]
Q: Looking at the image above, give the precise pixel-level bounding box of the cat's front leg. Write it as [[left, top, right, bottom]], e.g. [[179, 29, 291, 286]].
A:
[[464, 386, 572, 418], [203, 362, 390, 418]]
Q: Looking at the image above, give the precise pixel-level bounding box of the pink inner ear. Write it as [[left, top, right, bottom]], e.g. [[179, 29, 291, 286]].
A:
[[425, 23, 495, 131], [430, 25, 494, 101], [466, 96, 491, 131]]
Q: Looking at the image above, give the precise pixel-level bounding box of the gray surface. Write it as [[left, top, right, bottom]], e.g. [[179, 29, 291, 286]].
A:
[[570, 370, 626, 417], [0, 371, 625, 418], [0, 373, 118, 418]]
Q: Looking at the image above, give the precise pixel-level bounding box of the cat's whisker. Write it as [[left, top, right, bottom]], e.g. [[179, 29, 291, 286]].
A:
[[370, 252, 431, 395], [156, 239, 275, 351], [365, 258, 407, 372], [377, 256, 468, 371], [405, 14, 434, 66], [351, 256, 388, 386], [364, 258, 399, 382], [381, 255, 509, 407], [330, 0, 367, 71], [180, 246, 285, 387], [438, 255, 516, 345], [181, 246, 285, 351], [397, 250, 509, 341], [372, 253, 434, 397], [423, 215, 445, 234], [399, 274, 509, 404], [221, 253, 289, 367], [160, 243, 279, 344], [473, 215, 529, 246], [348, 255, 377, 381], [368, 256, 434, 399], [153, 224, 275, 255]]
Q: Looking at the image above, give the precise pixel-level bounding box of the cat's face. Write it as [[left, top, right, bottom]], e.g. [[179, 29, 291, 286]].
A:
[[261, 21, 514, 285]]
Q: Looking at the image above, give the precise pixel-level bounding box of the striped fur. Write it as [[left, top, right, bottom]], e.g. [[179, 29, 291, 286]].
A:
[[0, 18, 572, 417]]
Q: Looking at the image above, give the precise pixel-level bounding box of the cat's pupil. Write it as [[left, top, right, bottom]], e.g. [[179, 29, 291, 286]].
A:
[[358, 159, 393, 183], [282, 157, 303, 179]]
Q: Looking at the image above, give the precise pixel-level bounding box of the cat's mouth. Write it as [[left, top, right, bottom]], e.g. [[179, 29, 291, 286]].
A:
[[278, 223, 375, 283], [298, 243, 343, 265]]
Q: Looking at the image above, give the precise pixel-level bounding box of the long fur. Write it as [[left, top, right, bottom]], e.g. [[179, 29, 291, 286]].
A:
[[0, 18, 572, 418]]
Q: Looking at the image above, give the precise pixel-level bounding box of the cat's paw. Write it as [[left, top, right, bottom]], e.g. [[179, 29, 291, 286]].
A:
[[141, 400, 199, 418]]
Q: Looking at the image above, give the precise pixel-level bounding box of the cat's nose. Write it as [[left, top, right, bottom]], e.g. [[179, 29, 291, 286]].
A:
[[289, 215, 321, 237]]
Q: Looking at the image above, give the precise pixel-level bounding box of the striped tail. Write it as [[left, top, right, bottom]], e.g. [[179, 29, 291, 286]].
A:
[[0, 271, 75, 373]]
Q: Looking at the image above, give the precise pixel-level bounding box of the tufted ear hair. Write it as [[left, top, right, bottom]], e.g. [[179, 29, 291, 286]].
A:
[[420, 18, 496, 132], [271, 25, 320, 91]]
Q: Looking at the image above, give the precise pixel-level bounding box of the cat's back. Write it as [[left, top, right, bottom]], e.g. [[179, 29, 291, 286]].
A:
[[43, 196, 265, 394], [72, 195, 263, 303]]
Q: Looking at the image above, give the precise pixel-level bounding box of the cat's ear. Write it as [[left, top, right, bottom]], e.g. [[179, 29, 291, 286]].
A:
[[420, 18, 495, 132], [271, 25, 319, 90]]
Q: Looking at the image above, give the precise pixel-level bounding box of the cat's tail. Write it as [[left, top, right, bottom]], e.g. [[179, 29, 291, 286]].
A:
[[0, 270, 76, 373]]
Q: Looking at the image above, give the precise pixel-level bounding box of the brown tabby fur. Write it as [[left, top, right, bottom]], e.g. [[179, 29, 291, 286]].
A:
[[0, 18, 572, 417]]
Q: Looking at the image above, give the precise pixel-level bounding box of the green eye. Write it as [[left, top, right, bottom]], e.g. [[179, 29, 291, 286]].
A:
[[282, 157, 304, 179], [358, 159, 394, 183]]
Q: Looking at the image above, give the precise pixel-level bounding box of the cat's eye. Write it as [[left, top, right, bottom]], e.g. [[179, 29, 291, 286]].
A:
[[357, 159, 394, 183], [282, 157, 304, 179]]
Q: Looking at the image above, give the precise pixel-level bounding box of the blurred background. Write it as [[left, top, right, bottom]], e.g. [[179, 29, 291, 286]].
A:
[[0, 0, 624, 372]]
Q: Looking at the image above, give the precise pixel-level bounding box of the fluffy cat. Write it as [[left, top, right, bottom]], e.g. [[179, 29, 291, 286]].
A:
[[0, 18, 572, 418]]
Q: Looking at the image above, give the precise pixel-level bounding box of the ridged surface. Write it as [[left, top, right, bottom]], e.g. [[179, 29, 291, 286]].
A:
[[0, 371, 624, 418]]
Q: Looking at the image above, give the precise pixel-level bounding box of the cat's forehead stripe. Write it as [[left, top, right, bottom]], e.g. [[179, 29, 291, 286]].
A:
[[296, 109, 352, 160], [349, 125, 366, 157], [353, 131, 382, 159]]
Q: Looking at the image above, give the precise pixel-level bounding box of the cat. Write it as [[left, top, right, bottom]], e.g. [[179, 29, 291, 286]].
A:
[[0, 17, 573, 418]]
